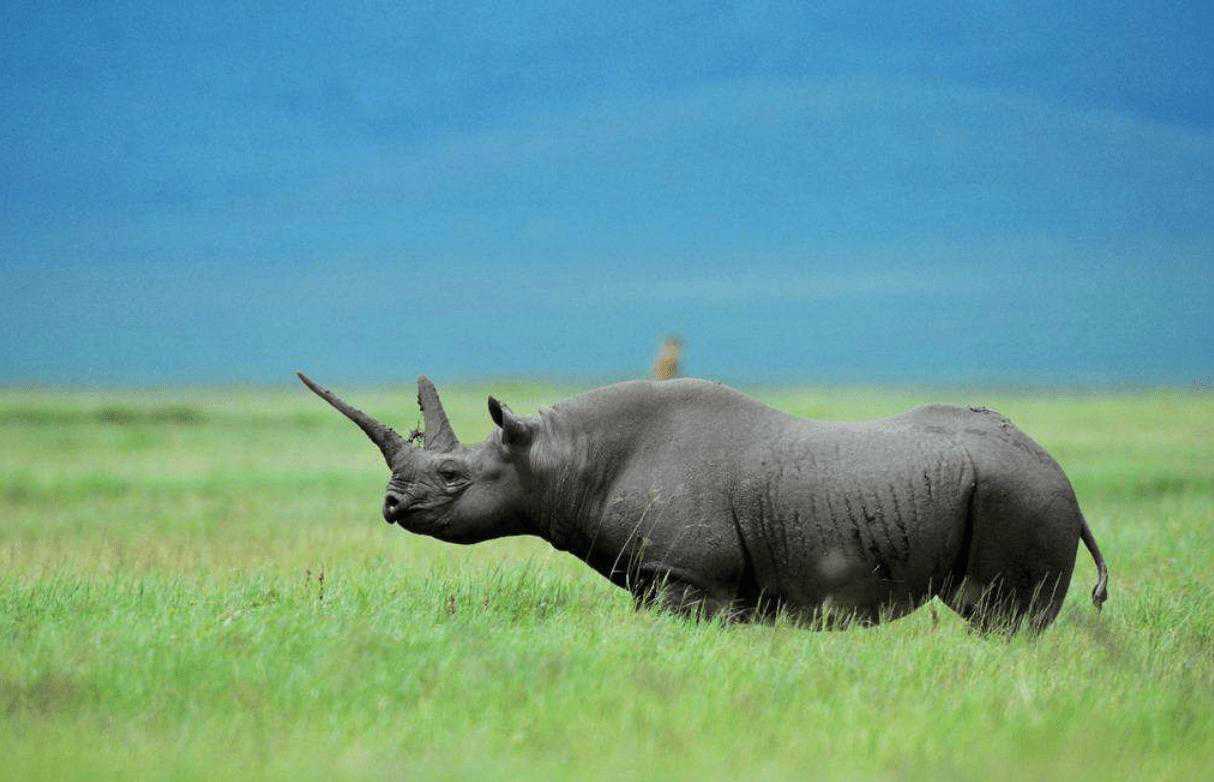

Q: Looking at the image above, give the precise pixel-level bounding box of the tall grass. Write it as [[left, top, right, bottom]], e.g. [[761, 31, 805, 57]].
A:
[[1, 384, 1210, 780]]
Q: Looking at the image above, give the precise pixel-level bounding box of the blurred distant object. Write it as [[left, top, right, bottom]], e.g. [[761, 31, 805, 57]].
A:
[[652, 336, 683, 380]]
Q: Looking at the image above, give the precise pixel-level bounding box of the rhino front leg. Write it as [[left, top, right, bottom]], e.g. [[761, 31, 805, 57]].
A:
[[632, 564, 745, 622]]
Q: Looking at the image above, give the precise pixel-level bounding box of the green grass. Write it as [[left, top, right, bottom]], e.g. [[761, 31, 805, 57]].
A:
[[1, 383, 1211, 780]]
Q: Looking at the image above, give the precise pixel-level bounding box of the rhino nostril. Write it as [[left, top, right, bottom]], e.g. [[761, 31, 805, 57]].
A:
[[383, 492, 406, 523]]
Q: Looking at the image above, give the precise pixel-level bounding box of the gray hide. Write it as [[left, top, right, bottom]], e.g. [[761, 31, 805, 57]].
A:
[[299, 374, 1109, 631]]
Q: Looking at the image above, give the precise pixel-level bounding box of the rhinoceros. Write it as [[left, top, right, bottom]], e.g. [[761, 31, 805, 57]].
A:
[[298, 373, 1108, 631]]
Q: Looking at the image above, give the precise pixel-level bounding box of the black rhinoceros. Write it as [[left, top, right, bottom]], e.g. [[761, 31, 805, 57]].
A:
[[299, 373, 1108, 631]]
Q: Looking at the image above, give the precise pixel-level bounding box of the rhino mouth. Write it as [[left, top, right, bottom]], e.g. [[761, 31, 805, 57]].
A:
[[395, 515, 448, 536], [385, 500, 450, 533]]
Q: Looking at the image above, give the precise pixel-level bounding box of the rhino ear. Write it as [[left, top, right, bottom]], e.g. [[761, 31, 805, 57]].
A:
[[488, 396, 533, 447]]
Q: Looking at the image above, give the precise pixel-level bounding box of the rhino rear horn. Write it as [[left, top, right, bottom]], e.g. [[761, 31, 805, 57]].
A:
[[417, 375, 460, 452], [297, 372, 407, 468]]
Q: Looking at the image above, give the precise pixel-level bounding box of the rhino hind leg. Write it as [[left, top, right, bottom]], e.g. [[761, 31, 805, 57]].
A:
[[939, 465, 1081, 633], [940, 571, 1072, 633]]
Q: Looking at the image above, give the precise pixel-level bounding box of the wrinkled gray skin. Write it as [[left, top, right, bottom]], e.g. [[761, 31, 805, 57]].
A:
[[298, 373, 1109, 631]]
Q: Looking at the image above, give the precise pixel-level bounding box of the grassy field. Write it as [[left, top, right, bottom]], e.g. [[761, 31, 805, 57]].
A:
[[1, 382, 1211, 780]]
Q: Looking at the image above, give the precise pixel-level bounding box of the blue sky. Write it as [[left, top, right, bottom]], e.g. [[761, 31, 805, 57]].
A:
[[2, 2, 1211, 386]]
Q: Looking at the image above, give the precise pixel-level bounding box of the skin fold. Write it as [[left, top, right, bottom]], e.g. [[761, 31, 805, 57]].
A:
[[299, 374, 1108, 631]]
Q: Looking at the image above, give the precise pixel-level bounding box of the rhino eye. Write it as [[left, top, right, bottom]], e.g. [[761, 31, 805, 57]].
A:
[[438, 465, 465, 485]]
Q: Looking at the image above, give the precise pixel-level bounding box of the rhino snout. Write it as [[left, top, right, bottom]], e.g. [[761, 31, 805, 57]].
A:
[[383, 490, 411, 524]]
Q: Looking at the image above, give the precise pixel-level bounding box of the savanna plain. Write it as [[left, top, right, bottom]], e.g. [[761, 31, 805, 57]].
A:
[[1, 383, 1211, 780]]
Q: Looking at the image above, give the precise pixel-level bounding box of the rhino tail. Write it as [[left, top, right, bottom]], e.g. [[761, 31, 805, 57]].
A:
[[1079, 513, 1109, 611]]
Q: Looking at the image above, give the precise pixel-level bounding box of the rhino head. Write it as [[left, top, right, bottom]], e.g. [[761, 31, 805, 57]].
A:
[[297, 372, 537, 544]]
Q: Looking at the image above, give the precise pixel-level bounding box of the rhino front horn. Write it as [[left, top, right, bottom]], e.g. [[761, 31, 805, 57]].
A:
[[417, 375, 459, 452], [297, 372, 407, 468]]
